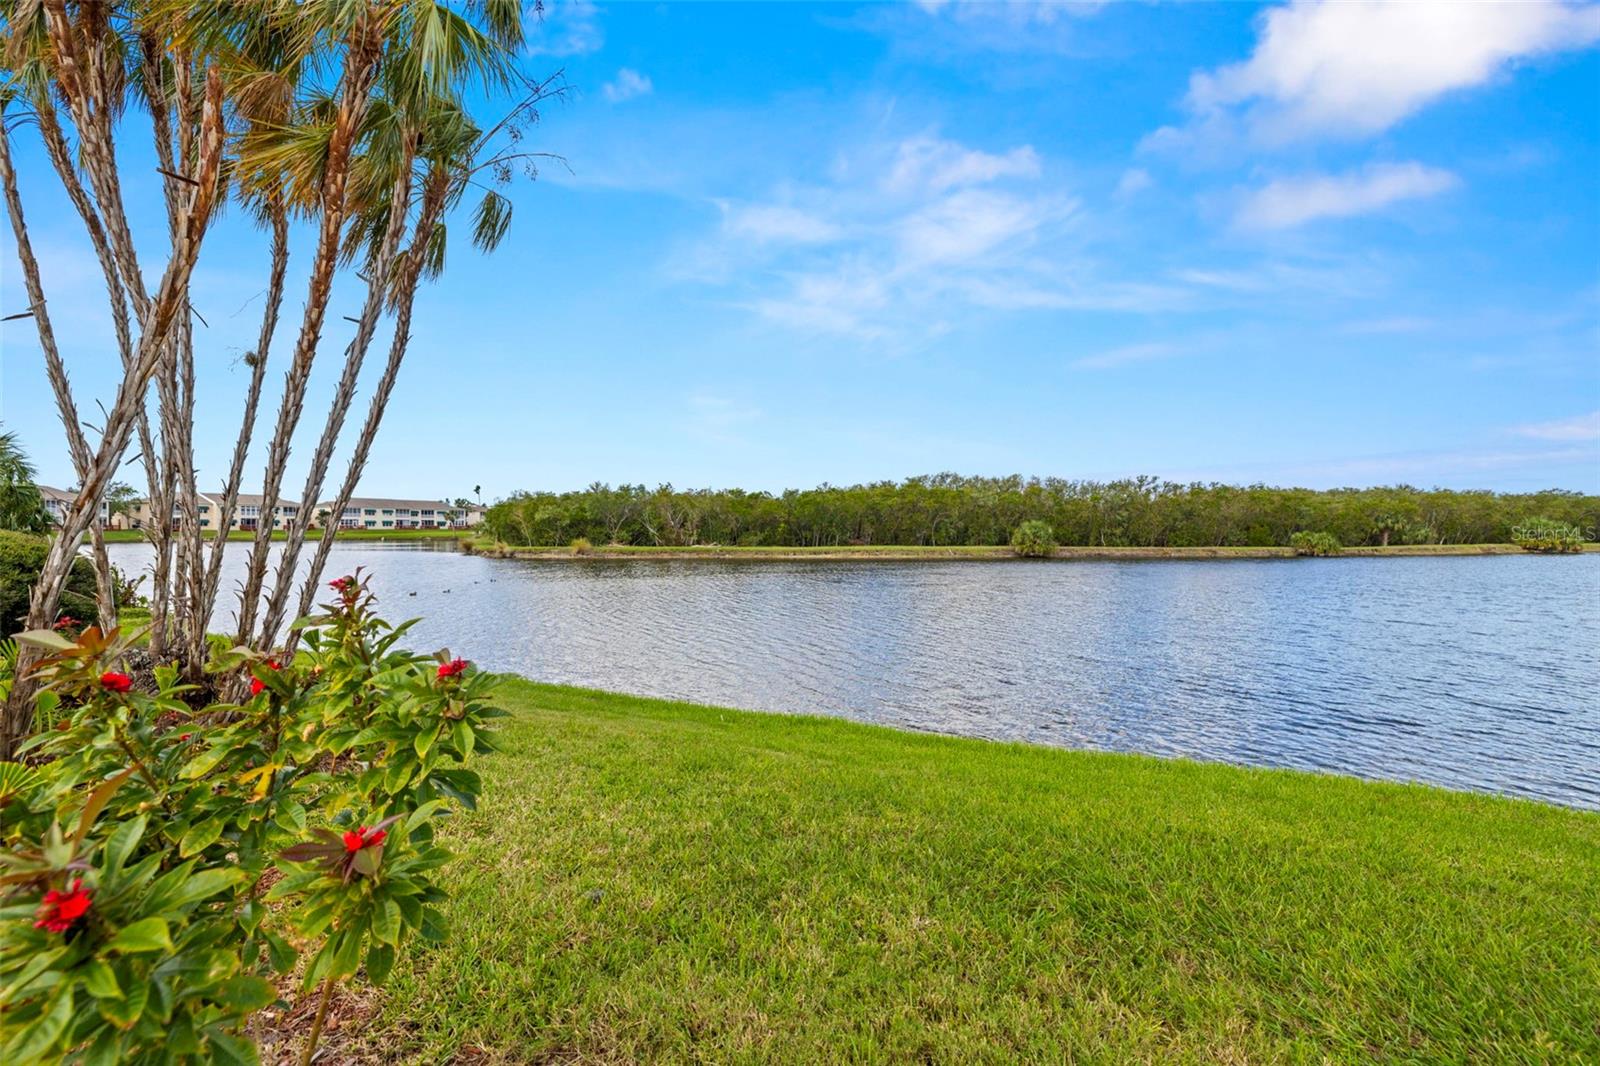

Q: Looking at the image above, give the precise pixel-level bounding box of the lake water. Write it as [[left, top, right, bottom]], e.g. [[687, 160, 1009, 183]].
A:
[[106, 544, 1600, 810]]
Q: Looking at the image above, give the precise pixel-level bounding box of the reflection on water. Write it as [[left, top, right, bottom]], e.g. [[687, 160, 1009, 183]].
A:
[[108, 544, 1600, 809]]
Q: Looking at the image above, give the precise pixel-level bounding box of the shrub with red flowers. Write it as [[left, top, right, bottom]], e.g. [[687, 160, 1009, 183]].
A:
[[249, 659, 280, 696], [98, 670, 133, 693], [33, 878, 92, 932], [0, 573, 503, 1064]]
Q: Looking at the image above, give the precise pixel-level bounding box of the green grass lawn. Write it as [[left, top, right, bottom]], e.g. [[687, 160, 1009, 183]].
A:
[[369, 679, 1600, 1063]]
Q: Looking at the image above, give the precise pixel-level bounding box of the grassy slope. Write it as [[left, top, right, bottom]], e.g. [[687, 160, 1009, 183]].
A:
[[374, 680, 1599, 1064]]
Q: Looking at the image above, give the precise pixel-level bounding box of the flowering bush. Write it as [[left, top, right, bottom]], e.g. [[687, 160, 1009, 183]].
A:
[[0, 573, 503, 1063]]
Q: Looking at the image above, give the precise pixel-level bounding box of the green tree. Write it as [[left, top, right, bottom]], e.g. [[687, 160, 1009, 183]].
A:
[[0, 430, 50, 533]]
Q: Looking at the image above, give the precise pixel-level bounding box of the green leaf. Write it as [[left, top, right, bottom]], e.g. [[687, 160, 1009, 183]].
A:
[[178, 745, 230, 780], [80, 1026, 124, 1066], [272, 802, 307, 834], [0, 946, 65, 1001], [178, 818, 226, 858], [99, 975, 146, 1027], [102, 815, 148, 878], [82, 960, 123, 1000], [214, 976, 276, 1013], [5, 983, 73, 1061], [404, 799, 446, 834], [106, 917, 172, 954], [153, 867, 242, 911], [383, 759, 414, 794], [73, 768, 135, 847], [372, 898, 402, 945], [453, 719, 475, 758], [395, 894, 422, 929], [262, 931, 297, 973], [365, 941, 395, 986], [331, 927, 365, 979], [13, 628, 76, 651], [205, 1029, 260, 1066], [352, 845, 380, 879]]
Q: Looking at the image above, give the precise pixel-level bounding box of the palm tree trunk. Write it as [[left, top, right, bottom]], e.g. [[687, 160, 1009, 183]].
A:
[[43, 6, 184, 653], [234, 8, 389, 647], [34, 106, 160, 630], [287, 175, 450, 649], [198, 204, 289, 671], [1, 64, 226, 759], [0, 120, 117, 629], [258, 140, 416, 649]]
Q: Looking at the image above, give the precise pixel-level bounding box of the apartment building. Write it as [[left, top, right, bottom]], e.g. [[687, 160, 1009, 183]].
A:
[[37, 486, 117, 528], [127, 492, 301, 532], [313, 498, 481, 531]]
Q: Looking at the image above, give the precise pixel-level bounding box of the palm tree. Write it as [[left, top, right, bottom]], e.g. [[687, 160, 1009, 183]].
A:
[[259, 3, 560, 652], [0, 429, 50, 533], [0, 0, 557, 748], [0, 24, 226, 750]]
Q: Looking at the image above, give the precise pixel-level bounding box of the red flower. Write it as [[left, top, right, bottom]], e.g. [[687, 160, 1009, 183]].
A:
[[179, 733, 192, 742], [53, 616, 79, 630], [328, 576, 357, 594], [249, 659, 282, 696], [99, 672, 133, 693], [342, 825, 387, 853], [34, 879, 92, 933], [437, 658, 469, 679]]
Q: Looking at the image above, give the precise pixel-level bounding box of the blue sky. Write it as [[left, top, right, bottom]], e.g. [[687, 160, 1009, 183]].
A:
[[3, 0, 1598, 500]]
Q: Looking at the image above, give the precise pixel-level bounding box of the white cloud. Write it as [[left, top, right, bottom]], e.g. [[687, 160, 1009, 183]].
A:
[[896, 188, 1055, 266], [528, 0, 603, 57], [885, 135, 1041, 194], [720, 203, 841, 244], [677, 131, 1104, 340], [1512, 410, 1600, 442], [1150, 0, 1600, 147], [1235, 162, 1458, 229], [602, 68, 653, 104], [914, 1, 1106, 26], [1114, 168, 1152, 199]]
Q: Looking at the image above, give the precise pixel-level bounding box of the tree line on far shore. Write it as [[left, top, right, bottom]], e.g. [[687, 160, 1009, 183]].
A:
[[481, 476, 1598, 549]]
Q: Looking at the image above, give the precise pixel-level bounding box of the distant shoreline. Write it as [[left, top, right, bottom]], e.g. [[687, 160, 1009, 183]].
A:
[[463, 542, 1598, 562], [98, 528, 464, 543]]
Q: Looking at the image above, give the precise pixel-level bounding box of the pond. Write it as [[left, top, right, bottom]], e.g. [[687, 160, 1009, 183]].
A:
[[106, 543, 1600, 809]]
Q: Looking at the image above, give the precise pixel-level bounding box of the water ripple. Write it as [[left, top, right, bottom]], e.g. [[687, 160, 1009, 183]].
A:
[[106, 546, 1600, 810]]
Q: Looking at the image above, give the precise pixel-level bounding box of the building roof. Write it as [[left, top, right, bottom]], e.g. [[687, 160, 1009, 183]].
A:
[[314, 497, 461, 512], [221, 493, 300, 509], [38, 485, 75, 504]]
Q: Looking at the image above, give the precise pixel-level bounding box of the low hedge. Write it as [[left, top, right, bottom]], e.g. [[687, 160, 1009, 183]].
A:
[[0, 530, 96, 635]]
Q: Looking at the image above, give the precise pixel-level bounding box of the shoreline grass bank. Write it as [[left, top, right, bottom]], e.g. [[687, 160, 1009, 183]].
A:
[[464, 540, 1597, 561], [364, 679, 1599, 1063]]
